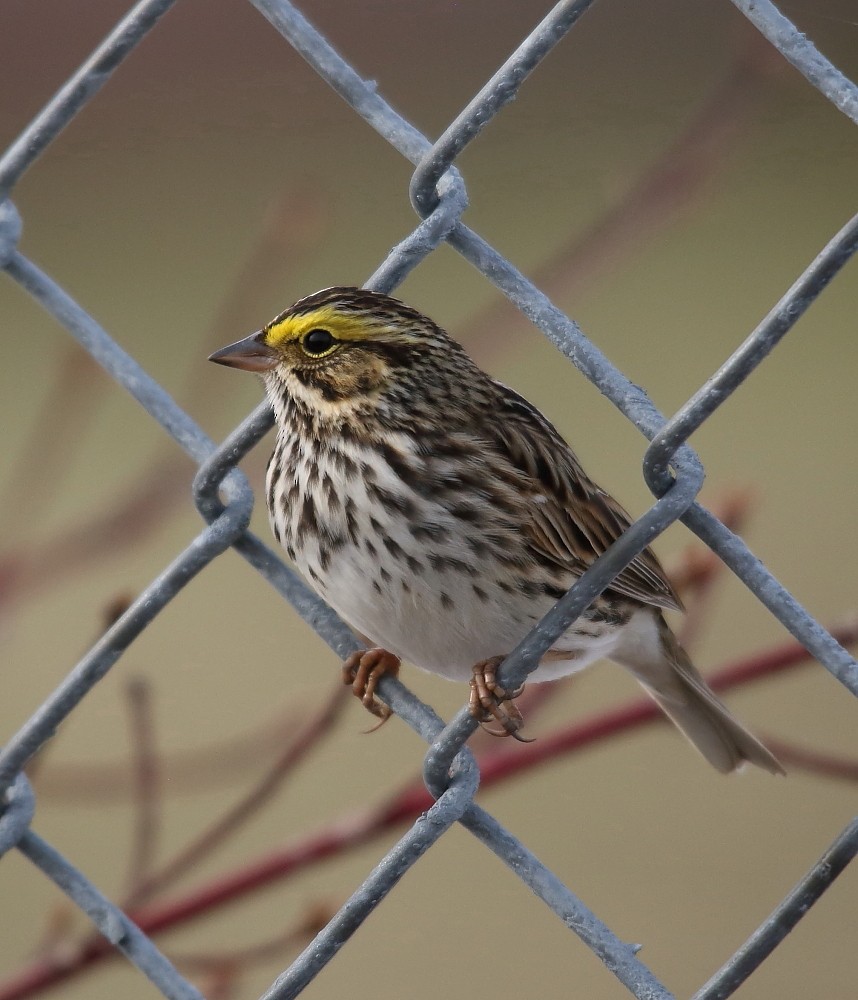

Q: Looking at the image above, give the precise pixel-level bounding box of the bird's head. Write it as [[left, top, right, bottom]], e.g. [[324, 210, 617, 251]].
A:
[[209, 286, 453, 406]]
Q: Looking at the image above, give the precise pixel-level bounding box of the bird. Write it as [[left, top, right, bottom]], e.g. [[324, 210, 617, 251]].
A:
[[210, 286, 783, 775]]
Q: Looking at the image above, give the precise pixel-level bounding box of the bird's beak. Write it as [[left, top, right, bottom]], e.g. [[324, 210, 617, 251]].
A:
[[208, 331, 279, 372]]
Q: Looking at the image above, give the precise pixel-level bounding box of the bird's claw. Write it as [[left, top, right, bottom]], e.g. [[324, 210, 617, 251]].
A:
[[342, 648, 400, 730], [469, 657, 534, 743]]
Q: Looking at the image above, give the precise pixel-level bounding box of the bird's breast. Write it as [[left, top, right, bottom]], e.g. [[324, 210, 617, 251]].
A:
[[266, 433, 560, 677]]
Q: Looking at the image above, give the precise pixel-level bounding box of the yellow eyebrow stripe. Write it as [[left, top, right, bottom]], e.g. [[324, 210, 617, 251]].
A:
[[264, 307, 372, 347]]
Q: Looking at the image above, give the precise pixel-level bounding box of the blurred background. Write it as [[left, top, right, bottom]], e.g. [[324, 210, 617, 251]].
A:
[[1, 1, 857, 997]]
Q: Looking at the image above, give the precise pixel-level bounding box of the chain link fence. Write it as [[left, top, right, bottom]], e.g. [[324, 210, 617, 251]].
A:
[[1, 1, 857, 998]]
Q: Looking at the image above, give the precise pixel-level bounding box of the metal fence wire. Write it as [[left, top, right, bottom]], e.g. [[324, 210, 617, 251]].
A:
[[1, 1, 857, 998]]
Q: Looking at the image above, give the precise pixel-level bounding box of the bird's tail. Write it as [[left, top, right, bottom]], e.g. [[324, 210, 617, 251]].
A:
[[614, 613, 785, 775]]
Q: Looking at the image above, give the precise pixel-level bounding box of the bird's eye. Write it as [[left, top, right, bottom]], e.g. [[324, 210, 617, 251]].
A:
[[301, 328, 336, 357]]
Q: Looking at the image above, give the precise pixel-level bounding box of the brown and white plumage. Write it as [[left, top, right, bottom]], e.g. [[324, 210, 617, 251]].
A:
[[210, 286, 783, 775]]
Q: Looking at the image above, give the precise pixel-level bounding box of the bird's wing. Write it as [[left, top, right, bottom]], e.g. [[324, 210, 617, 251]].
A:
[[484, 383, 682, 612]]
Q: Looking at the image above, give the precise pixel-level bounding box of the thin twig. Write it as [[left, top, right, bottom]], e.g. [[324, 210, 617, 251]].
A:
[[122, 678, 162, 898], [30, 707, 302, 803], [761, 740, 858, 783], [171, 901, 334, 972], [670, 487, 755, 649]]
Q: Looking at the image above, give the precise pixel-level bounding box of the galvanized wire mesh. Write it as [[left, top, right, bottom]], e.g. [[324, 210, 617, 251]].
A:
[[1, 1, 857, 998]]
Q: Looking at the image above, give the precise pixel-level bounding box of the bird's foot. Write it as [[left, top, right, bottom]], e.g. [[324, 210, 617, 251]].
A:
[[342, 648, 400, 731], [469, 657, 533, 743]]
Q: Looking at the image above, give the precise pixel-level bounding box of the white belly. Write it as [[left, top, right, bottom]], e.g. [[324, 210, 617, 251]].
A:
[[294, 524, 626, 683]]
